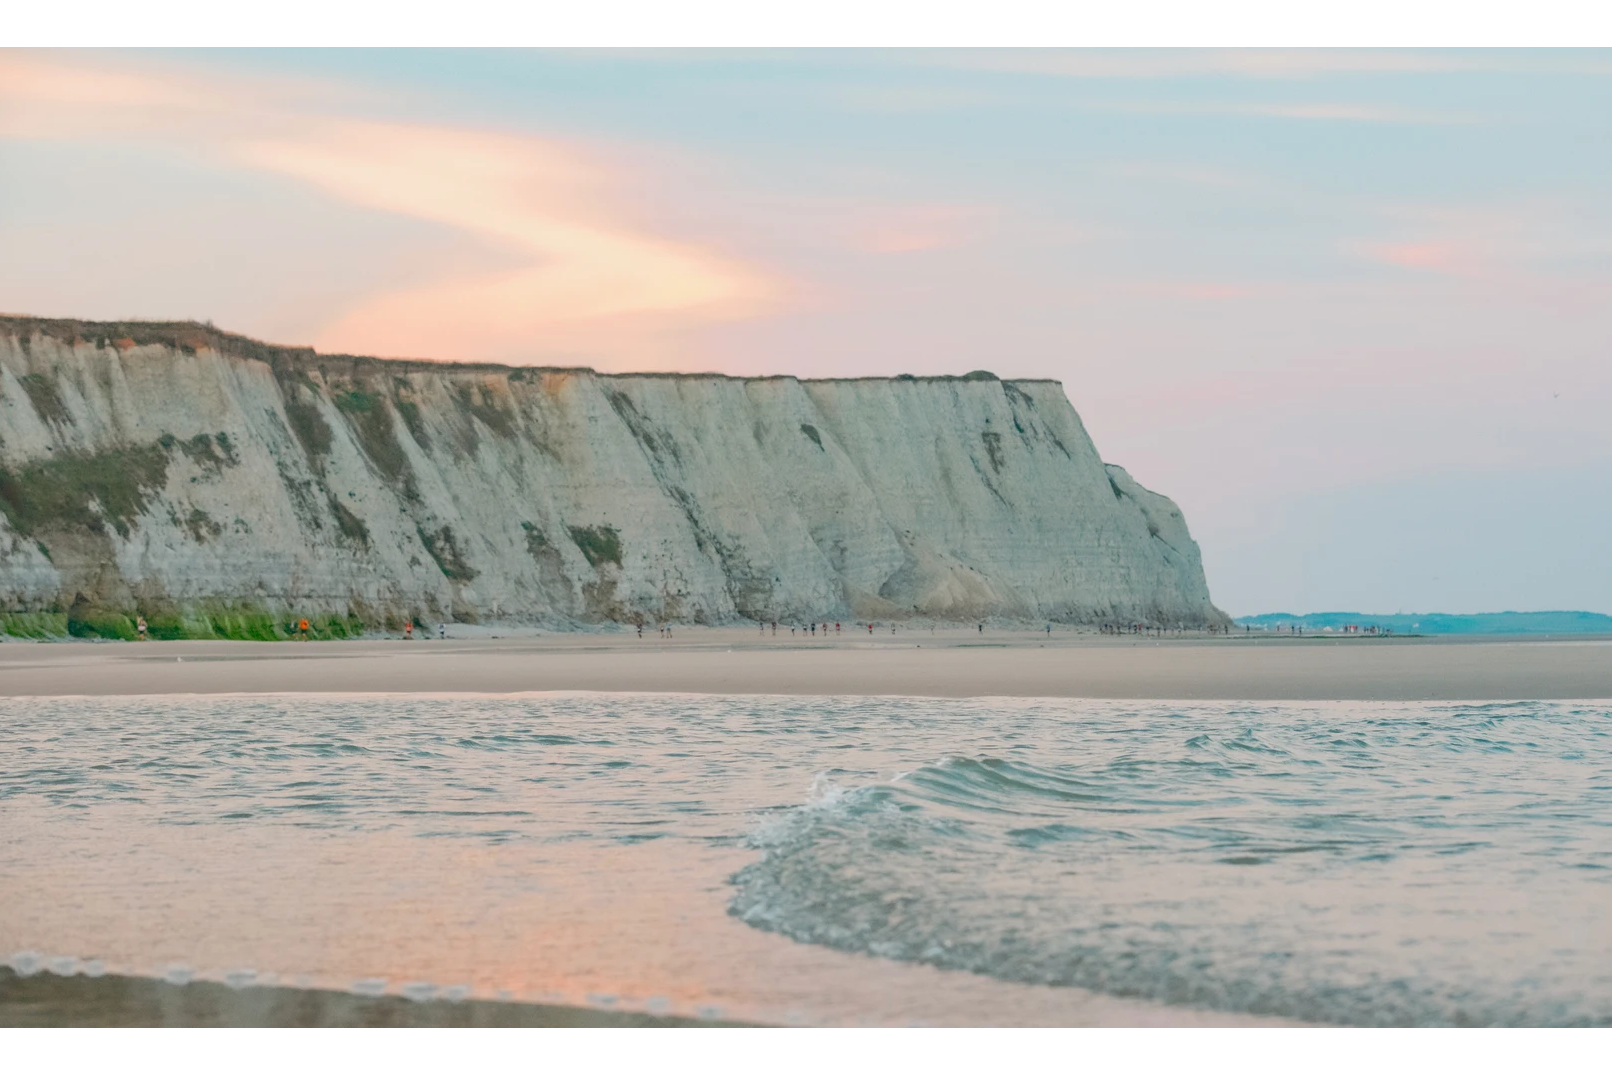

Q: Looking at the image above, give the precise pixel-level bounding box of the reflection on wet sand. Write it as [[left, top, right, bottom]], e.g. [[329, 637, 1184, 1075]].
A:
[[4, 802, 1263, 1026]]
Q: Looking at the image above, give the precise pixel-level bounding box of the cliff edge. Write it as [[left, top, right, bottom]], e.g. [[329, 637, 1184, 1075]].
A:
[[0, 317, 1227, 637]]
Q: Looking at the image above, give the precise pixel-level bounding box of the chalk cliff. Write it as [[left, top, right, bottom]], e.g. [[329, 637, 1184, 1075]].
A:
[[0, 317, 1226, 637]]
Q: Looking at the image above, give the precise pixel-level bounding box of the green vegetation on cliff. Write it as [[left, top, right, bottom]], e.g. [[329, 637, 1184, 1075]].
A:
[[0, 442, 170, 539], [4, 600, 370, 641]]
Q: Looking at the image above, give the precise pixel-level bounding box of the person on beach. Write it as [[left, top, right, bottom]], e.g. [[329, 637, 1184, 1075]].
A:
[[136, 615, 148, 641], [404, 619, 413, 640], [299, 617, 309, 641]]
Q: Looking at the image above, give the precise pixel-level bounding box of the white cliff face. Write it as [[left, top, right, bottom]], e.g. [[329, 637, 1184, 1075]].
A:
[[0, 319, 1226, 632]]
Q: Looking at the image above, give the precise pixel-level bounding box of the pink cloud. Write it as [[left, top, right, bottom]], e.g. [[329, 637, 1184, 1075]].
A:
[[0, 52, 781, 365], [1362, 242, 1465, 273], [1348, 205, 1566, 279], [854, 204, 990, 254]]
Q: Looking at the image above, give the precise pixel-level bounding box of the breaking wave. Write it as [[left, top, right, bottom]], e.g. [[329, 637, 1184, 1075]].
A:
[[731, 704, 1612, 1026]]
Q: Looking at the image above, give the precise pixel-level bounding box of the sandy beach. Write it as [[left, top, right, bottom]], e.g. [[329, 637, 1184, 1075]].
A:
[[3, 628, 1609, 700]]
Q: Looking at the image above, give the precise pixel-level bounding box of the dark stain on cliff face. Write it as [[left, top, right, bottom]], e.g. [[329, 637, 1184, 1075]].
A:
[[522, 521, 549, 560], [272, 454, 324, 534], [175, 506, 224, 543], [329, 496, 370, 547], [333, 384, 412, 485], [981, 431, 1005, 473], [606, 388, 681, 464], [17, 372, 72, 427], [394, 397, 430, 449], [580, 575, 626, 622], [455, 382, 518, 440], [1002, 383, 1072, 460], [799, 423, 824, 450], [521, 521, 576, 616], [562, 523, 627, 621], [418, 524, 477, 581], [176, 432, 237, 475], [280, 381, 333, 471]]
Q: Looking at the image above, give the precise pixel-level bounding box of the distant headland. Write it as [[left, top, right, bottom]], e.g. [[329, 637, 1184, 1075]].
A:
[[1235, 611, 1612, 635]]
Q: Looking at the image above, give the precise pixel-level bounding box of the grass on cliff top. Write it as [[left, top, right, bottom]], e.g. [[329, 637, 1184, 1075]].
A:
[[2, 316, 314, 365], [2, 316, 1060, 386]]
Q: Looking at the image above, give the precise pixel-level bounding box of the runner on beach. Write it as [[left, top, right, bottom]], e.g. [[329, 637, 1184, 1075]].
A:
[[136, 615, 148, 641], [298, 617, 309, 641], [404, 619, 413, 640]]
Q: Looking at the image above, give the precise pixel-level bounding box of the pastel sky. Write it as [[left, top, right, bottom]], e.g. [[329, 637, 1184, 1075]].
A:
[[3, 48, 1609, 615]]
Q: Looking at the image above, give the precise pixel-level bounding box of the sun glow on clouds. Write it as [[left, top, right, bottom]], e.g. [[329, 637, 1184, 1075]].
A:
[[1349, 207, 1563, 280], [0, 54, 777, 366], [230, 122, 776, 362]]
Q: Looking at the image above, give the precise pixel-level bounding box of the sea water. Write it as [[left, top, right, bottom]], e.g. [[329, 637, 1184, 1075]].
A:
[[3, 694, 1610, 1025]]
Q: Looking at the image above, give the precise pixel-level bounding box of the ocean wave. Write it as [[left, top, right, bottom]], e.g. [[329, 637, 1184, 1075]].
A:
[[730, 708, 1612, 1026]]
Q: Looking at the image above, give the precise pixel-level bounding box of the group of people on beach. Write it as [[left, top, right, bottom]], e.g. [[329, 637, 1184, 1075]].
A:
[[1099, 622, 1236, 636], [760, 621, 845, 637]]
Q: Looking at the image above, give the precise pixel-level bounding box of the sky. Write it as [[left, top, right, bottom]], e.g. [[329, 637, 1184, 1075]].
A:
[[2, 48, 1609, 616]]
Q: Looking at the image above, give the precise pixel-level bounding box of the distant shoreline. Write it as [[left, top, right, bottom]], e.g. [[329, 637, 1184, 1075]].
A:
[[1235, 610, 1612, 635], [3, 628, 1608, 701]]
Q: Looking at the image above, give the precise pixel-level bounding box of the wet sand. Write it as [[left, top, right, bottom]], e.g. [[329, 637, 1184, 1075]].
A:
[[2, 628, 1609, 700], [0, 968, 743, 1027], [1, 797, 1305, 1029]]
